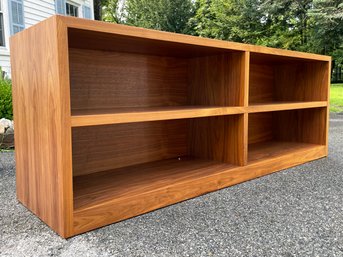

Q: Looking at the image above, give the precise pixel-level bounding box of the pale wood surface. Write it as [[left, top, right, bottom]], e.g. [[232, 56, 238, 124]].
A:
[[73, 157, 235, 210], [10, 16, 73, 237], [248, 141, 321, 163], [248, 101, 327, 113], [60, 15, 330, 61], [71, 106, 245, 127], [71, 102, 326, 127]]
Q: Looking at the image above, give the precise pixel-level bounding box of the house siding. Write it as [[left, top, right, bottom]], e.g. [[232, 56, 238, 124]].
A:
[[24, 0, 56, 27], [0, 0, 94, 77], [0, 51, 10, 77]]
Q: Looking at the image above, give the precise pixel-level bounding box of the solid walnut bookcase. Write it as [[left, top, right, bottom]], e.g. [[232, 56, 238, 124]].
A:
[[10, 16, 331, 238]]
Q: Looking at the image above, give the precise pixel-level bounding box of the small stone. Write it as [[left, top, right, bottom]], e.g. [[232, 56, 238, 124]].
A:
[[0, 124, 5, 134], [5, 127, 14, 134], [0, 118, 12, 129]]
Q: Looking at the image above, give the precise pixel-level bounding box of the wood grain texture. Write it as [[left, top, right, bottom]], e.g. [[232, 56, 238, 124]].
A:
[[274, 62, 329, 102], [73, 157, 234, 211], [189, 53, 245, 106], [10, 16, 73, 237], [243, 52, 250, 107], [61, 15, 330, 61], [248, 141, 320, 163], [247, 101, 327, 113], [274, 108, 327, 145], [249, 64, 275, 103], [249, 108, 327, 146], [72, 120, 188, 176], [71, 106, 245, 127], [69, 48, 188, 110], [249, 56, 329, 104], [189, 115, 245, 166], [248, 112, 274, 144], [11, 15, 331, 238], [73, 144, 326, 236]]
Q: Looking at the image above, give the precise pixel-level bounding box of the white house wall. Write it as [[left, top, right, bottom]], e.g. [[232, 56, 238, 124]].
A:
[[0, 0, 94, 77], [24, 0, 56, 27]]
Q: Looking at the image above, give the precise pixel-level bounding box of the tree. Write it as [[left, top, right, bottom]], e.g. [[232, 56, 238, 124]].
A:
[[309, 0, 343, 55], [190, 0, 265, 44], [124, 0, 195, 33], [255, 0, 314, 50], [309, 0, 343, 79], [102, 0, 125, 23]]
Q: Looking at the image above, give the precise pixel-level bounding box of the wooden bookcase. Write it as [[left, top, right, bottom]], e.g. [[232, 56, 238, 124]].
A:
[[10, 16, 331, 238]]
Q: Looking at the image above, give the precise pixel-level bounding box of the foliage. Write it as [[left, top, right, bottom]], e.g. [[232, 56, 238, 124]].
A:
[[102, 0, 125, 23], [0, 71, 13, 120], [124, 0, 195, 33], [100, 0, 343, 82], [330, 84, 343, 113]]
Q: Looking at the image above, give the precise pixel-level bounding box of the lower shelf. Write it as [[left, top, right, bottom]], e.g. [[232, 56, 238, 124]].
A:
[[73, 157, 235, 211], [248, 141, 322, 163], [72, 143, 326, 236]]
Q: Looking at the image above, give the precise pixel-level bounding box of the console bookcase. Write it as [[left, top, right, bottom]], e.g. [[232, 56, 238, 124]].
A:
[[10, 16, 331, 238]]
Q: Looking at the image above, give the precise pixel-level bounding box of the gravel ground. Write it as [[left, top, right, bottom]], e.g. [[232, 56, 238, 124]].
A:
[[1, 114, 343, 257]]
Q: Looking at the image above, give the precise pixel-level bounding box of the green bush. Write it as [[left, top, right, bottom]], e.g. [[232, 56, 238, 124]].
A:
[[0, 72, 13, 120]]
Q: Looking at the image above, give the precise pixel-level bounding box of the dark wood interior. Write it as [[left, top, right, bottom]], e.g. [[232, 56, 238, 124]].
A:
[[72, 115, 243, 177], [248, 108, 327, 162], [68, 48, 245, 112], [249, 53, 329, 104], [68, 28, 237, 58]]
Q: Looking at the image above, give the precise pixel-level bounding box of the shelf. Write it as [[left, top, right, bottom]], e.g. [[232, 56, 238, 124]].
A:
[[247, 101, 327, 113], [73, 157, 236, 211], [248, 141, 323, 163], [71, 106, 244, 127]]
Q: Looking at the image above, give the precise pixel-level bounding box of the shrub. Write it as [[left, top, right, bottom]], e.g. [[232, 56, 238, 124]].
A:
[[0, 71, 13, 120]]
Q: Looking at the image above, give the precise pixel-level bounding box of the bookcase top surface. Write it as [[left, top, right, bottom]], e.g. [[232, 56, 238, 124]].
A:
[[11, 15, 330, 61], [54, 15, 331, 61]]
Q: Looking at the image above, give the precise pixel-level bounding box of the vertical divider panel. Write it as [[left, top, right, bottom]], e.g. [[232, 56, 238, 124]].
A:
[[243, 51, 250, 165]]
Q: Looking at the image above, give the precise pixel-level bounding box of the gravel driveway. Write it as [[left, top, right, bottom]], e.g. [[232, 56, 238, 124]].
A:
[[1, 114, 343, 257]]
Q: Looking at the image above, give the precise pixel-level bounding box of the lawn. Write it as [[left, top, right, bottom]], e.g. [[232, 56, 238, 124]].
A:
[[330, 84, 343, 113]]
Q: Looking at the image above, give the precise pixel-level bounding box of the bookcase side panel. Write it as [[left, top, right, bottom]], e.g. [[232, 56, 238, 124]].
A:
[[10, 17, 73, 238]]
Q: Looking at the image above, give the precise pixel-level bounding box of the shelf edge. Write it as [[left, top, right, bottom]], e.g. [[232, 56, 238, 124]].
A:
[[247, 101, 327, 113], [71, 107, 245, 127]]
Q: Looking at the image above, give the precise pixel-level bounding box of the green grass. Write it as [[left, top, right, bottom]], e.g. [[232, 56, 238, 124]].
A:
[[330, 84, 343, 113]]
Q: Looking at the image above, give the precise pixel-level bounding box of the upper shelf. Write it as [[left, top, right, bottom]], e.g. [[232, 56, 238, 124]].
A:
[[71, 102, 327, 127], [71, 106, 245, 127], [247, 101, 327, 113]]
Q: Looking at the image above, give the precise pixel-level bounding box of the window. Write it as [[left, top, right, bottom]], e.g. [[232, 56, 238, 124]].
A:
[[55, 0, 66, 15], [9, 0, 24, 35], [82, 5, 91, 19], [0, 1, 5, 46], [66, 2, 78, 17]]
